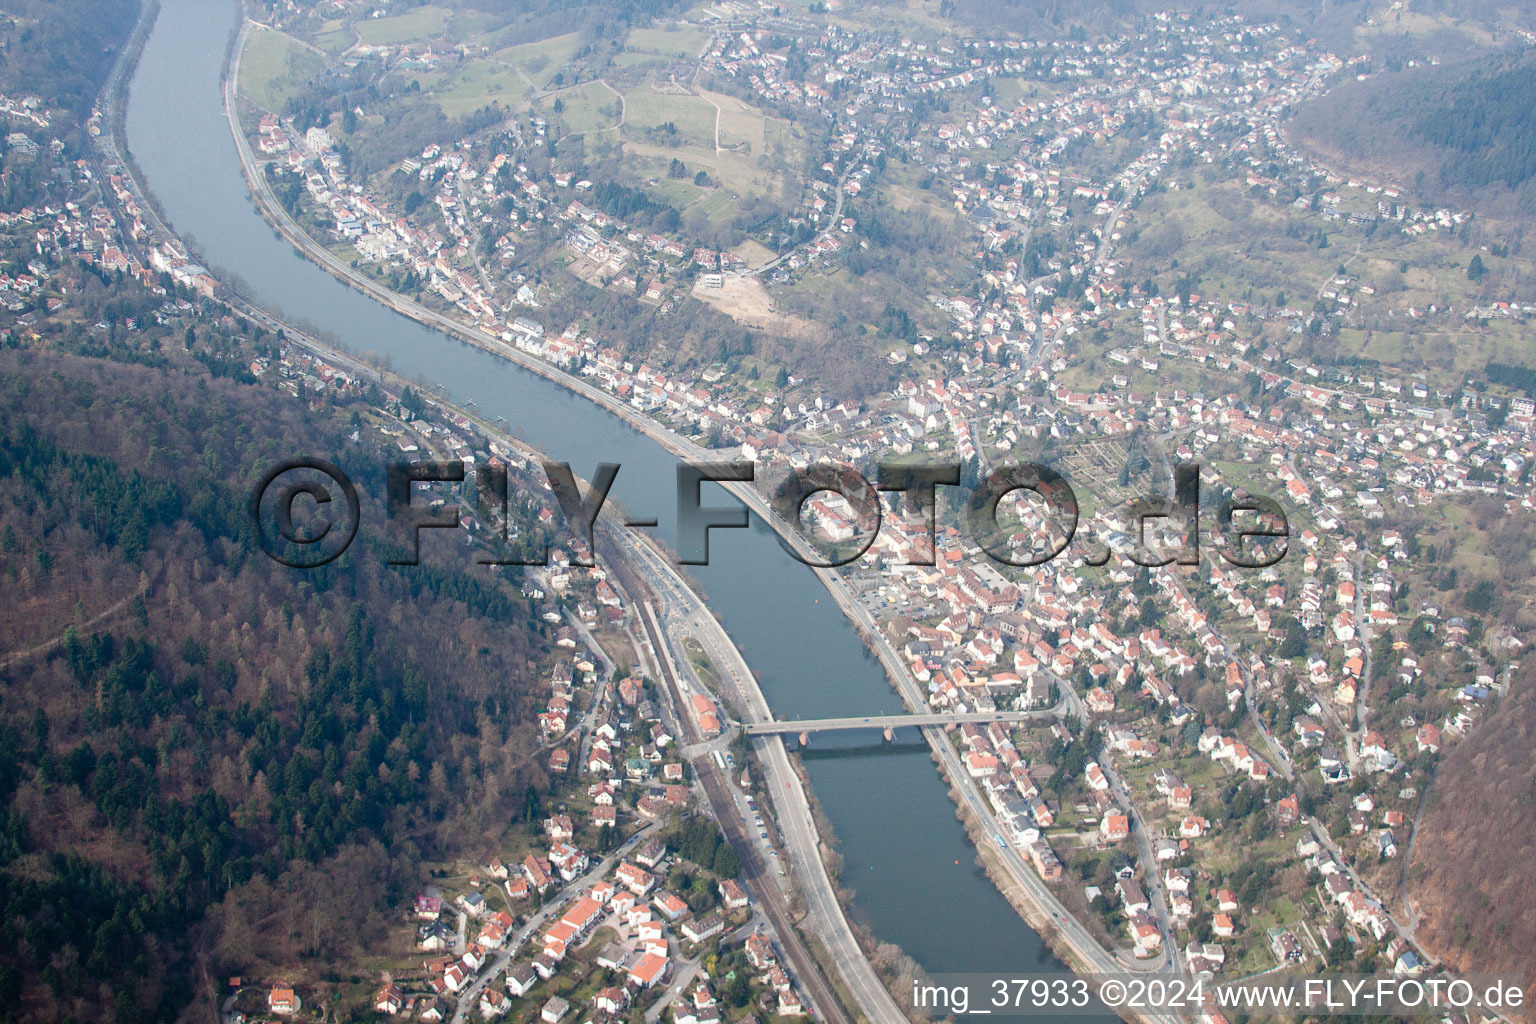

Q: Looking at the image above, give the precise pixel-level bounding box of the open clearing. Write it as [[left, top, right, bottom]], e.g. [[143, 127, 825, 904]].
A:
[[311, 18, 354, 55], [699, 88, 768, 152], [618, 86, 801, 219], [616, 25, 710, 67], [691, 275, 819, 339], [730, 238, 776, 267], [538, 81, 623, 138], [622, 141, 718, 183], [623, 86, 718, 150], [698, 87, 801, 198], [413, 61, 527, 118], [355, 5, 450, 45], [493, 32, 582, 90], [626, 25, 710, 59], [239, 25, 324, 112]]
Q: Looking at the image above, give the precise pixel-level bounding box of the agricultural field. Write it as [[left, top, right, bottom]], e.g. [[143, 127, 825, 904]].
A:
[[731, 238, 776, 267], [640, 171, 711, 208], [985, 76, 1073, 109], [1120, 165, 1531, 342], [626, 25, 710, 59], [702, 87, 798, 170], [378, 38, 585, 118], [827, 0, 956, 40], [880, 154, 964, 219], [1121, 176, 1338, 304], [239, 25, 325, 112], [1333, 324, 1536, 384]]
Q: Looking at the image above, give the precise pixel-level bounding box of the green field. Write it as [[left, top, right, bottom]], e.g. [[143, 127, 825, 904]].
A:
[[311, 17, 354, 55], [639, 168, 710, 208], [413, 61, 527, 117], [705, 88, 765, 151], [613, 84, 805, 223], [690, 186, 737, 220], [538, 81, 622, 138], [623, 25, 710, 60], [239, 26, 324, 112], [389, 25, 589, 118], [612, 51, 676, 69], [622, 87, 718, 150], [355, 5, 450, 45], [493, 32, 582, 90], [986, 77, 1071, 108]]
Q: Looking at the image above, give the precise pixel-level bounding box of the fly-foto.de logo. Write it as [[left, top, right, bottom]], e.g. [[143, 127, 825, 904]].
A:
[[249, 457, 1289, 570]]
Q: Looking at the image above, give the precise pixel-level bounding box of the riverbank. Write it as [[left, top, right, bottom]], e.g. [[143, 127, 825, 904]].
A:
[[99, 10, 880, 1020], [222, 0, 1096, 971], [937, 763, 1166, 1024], [101, 87, 862, 1024], [214, 8, 1123, 1013], [786, 748, 928, 1021]]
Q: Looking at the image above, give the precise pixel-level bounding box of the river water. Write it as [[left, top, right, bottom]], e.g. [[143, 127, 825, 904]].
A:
[[125, 0, 1070, 980]]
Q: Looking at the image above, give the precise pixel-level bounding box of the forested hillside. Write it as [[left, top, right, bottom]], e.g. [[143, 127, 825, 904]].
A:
[[1408, 661, 1536, 994], [0, 346, 556, 1023], [1408, 55, 1536, 191], [0, 0, 138, 124], [1291, 50, 1536, 208]]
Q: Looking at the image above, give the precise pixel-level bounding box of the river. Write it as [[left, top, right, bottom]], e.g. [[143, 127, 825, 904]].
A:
[[124, 0, 1071, 982]]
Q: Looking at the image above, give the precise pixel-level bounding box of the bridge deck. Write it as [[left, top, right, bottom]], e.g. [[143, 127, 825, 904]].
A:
[[741, 709, 1054, 735]]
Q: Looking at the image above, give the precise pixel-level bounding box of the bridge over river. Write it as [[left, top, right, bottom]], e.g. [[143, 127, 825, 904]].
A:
[[741, 708, 1058, 739]]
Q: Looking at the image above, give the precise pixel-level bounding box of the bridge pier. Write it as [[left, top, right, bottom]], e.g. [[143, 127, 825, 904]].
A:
[[798, 731, 810, 747], [883, 726, 894, 742]]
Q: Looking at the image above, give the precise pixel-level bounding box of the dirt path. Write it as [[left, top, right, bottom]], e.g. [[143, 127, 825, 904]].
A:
[[0, 578, 151, 674], [683, 67, 725, 176]]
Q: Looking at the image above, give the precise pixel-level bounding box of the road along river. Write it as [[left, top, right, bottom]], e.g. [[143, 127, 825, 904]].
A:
[[124, 0, 1085, 1002]]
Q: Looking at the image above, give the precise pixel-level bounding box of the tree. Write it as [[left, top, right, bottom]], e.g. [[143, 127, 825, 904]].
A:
[[1465, 578, 1495, 613], [712, 843, 740, 878], [1467, 254, 1487, 282], [1278, 618, 1307, 659]]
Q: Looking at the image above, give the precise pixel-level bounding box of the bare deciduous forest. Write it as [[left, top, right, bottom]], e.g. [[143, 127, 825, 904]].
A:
[[0, 350, 556, 1023], [1409, 661, 1536, 989]]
